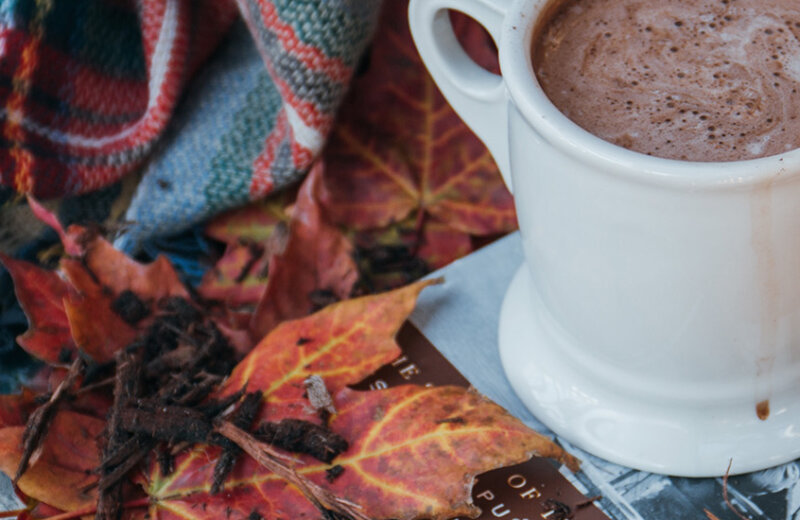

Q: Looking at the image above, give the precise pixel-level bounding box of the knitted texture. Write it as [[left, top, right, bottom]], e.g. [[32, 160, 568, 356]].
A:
[[0, 0, 381, 251]]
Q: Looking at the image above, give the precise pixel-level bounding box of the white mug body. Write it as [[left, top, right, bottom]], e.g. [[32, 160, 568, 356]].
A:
[[410, 0, 800, 476]]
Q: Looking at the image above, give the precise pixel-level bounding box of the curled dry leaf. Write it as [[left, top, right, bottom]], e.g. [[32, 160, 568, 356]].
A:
[[210, 308, 258, 357], [249, 164, 359, 340], [199, 216, 289, 308], [63, 295, 138, 365], [26, 196, 82, 257], [60, 259, 138, 364]]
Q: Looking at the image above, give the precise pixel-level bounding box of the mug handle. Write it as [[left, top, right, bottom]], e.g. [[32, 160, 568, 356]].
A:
[[408, 0, 512, 192]]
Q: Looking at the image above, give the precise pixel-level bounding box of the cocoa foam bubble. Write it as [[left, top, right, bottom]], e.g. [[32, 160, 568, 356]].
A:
[[533, 0, 800, 162]]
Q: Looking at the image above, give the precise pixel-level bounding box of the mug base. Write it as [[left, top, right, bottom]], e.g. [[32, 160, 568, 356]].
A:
[[499, 264, 800, 477]]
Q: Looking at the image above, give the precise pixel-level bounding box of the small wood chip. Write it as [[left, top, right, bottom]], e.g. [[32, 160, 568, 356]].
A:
[[304, 375, 336, 416]]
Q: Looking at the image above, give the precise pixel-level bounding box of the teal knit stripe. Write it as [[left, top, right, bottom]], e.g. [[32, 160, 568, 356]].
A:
[[203, 70, 285, 215], [271, 0, 377, 64]]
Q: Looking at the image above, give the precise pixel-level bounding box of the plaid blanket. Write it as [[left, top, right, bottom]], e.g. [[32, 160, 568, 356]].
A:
[[0, 0, 380, 251]]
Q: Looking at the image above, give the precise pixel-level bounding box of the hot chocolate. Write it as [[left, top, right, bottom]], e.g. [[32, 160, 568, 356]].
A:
[[533, 0, 800, 161]]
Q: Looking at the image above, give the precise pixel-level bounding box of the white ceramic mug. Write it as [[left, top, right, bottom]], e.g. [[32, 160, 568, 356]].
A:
[[410, 0, 800, 476]]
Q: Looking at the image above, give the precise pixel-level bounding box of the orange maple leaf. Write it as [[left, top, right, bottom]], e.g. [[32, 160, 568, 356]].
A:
[[3, 202, 193, 365], [0, 411, 103, 512], [80, 237, 189, 302], [0, 254, 75, 364], [60, 258, 140, 364], [224, 278, 438, 421], [323, 385, 574, 519], [140, 279, 575, 520]]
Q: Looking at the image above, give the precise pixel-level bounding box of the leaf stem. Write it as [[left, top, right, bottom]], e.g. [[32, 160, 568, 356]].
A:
[[0, 508, 27, 518], [37, 497, 149, 520], [216, 421, 374, 520], [411, 207, 426, 257]]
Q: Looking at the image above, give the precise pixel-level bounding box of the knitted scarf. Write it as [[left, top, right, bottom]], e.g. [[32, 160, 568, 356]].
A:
[[0, 0, 381, 251]]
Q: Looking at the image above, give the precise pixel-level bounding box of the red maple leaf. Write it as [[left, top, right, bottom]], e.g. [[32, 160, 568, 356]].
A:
[[0, 254, 74, 363], [320, 0, 516, 259], [249, 164, 358, 340]]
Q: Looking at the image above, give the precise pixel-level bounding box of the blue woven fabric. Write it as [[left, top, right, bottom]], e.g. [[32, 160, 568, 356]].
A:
[[113, 3, 381, 252]]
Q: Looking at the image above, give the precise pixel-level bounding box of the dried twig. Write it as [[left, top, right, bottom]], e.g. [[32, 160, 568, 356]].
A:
[[211, 391, 263, 494], [722, 459, 749, 520], [95, 350, 141, 520], [575, 495, 601, 510], [217, 422, 372, 520], [15, 357, 84, 482], [75, 376, 115, 395], [157, 443, 174, 477], [97, 440, 151, 493], [256, 419, 348, 463], [118, 404, 212, 442]]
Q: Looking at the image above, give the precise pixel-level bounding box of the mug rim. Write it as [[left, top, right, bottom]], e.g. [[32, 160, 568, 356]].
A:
[[500, 0, 800, 188]]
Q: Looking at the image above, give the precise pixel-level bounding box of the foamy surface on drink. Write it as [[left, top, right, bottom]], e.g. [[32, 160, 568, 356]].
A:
[[533, 0, 800, 161]]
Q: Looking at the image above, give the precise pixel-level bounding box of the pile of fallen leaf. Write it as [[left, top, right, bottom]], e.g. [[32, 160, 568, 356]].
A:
[[0, 3, 577, 520]]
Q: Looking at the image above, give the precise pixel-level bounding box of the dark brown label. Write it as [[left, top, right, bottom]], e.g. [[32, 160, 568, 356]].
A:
[[465, 458, 608, 520], [354, 323, 610, 520], [351, 323, 470, 390]]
